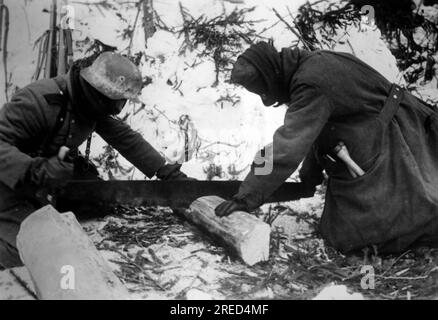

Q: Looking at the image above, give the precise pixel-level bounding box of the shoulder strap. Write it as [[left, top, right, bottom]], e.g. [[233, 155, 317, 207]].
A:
[[377, 84, 404, 127], [37, 78, 71, 156]]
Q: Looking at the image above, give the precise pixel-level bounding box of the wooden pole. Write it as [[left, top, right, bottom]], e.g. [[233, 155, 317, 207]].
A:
[[16, 205, 130, 300], [181, 196, 271, 266], [58, 29, 66, 75], [0, 0, 9, 102], [45, 0, 57, 78]]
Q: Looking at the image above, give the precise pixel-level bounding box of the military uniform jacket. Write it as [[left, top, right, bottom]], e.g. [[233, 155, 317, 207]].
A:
[[0, 73, 165, 210]]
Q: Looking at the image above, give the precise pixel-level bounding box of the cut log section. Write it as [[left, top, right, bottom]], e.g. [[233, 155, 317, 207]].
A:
[[182, 196, 271, 266], [16, 205, 130, 300]]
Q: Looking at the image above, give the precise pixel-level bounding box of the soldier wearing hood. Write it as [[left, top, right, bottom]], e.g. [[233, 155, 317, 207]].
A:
[[0, 52, 192, 268], [215, 41, 438, 254]]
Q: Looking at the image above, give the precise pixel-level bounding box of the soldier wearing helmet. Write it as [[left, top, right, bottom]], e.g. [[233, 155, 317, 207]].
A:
[[0, 51, 192, 268]]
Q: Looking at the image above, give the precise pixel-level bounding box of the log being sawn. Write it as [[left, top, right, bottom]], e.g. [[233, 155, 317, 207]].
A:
[[16, 205, 130, 300], [180, 196, 271, 266]]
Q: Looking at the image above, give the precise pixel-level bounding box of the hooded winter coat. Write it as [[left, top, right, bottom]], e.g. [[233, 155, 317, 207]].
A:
[[235, 46, 438, 254]]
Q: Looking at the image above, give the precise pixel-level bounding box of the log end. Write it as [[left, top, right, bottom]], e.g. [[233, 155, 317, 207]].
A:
[[237, 219, 271, 266], [187, 196, 271, 266]]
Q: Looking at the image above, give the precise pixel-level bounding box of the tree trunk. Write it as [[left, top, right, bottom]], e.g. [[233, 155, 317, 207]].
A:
[[181, 196, 271, 266]]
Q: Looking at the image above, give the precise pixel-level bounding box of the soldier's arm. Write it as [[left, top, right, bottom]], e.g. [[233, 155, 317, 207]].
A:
[[95, 116, 165, 178], [234, 84, 332, 210], [0, 89, 46, 189]]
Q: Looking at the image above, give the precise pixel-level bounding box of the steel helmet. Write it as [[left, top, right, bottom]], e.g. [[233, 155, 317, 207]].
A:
[[80, 52, 143, 102]]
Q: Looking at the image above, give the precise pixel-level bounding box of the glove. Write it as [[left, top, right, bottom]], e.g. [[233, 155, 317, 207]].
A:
[[26, 156, 74, 187], [156, 163, 196, 181], [215, 199, 249, 217]]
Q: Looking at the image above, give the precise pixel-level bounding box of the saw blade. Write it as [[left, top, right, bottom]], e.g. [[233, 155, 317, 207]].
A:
[[50, 180, 311, 215]]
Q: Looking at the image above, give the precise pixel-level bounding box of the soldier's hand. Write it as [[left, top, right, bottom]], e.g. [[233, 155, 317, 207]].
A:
[[215, 199, 248, 217], [27, 156, 74, 187], [44, 156, 74, 180]]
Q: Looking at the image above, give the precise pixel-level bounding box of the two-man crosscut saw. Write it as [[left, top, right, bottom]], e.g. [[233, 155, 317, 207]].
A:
[[48, 180, 313, 216]]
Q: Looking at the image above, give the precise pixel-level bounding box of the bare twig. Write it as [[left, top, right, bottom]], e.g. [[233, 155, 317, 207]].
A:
[[376, 274, 429, 281], [380, 250, 411, 276], [20, 5, 32, 43], [117, 250, 166, 291], [272, 8, 311, 50]]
